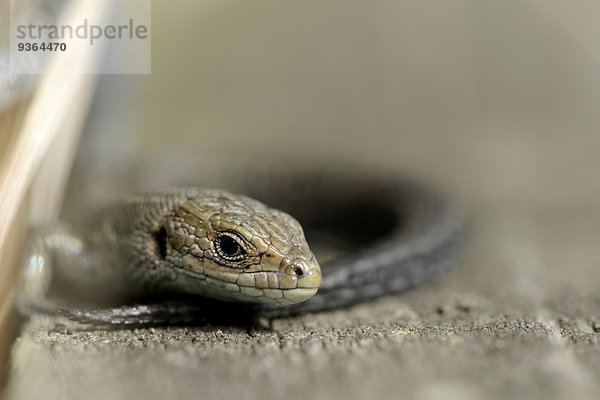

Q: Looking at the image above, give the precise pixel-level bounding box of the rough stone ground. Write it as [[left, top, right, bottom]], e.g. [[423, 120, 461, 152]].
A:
[[5, 206, 600, 400]]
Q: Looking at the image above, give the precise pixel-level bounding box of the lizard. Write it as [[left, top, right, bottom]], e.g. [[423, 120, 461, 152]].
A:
[[19, 175, 464, 325]]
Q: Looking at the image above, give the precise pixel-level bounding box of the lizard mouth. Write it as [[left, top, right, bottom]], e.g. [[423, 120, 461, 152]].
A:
[[176, 267, 320, 305]]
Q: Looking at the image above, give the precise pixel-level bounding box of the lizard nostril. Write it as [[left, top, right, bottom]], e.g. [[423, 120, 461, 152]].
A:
[[286, 260, 311, 278]]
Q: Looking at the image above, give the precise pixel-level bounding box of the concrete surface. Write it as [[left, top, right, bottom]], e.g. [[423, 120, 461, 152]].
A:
[[5, 206, 600, 400], [5, 1, 600, 399]]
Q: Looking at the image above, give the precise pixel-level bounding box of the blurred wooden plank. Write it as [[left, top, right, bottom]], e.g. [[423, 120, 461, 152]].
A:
[[0, 101, 29, 390], [0, 0, 108, 388]]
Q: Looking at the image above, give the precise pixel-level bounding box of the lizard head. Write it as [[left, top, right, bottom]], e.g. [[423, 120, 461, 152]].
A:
[[162, 189, 321, 305]]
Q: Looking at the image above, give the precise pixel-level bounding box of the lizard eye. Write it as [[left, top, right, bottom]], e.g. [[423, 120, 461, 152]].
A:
[[214, 232, 247, 261]]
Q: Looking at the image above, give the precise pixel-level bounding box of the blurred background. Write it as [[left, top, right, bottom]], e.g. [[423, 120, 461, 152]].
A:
[[3, 0, 600, 399], [71, 0, 600, 210]]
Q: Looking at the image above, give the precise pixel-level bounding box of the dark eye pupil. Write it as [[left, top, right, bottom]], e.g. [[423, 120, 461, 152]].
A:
[[218, 236, 241, 256]]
